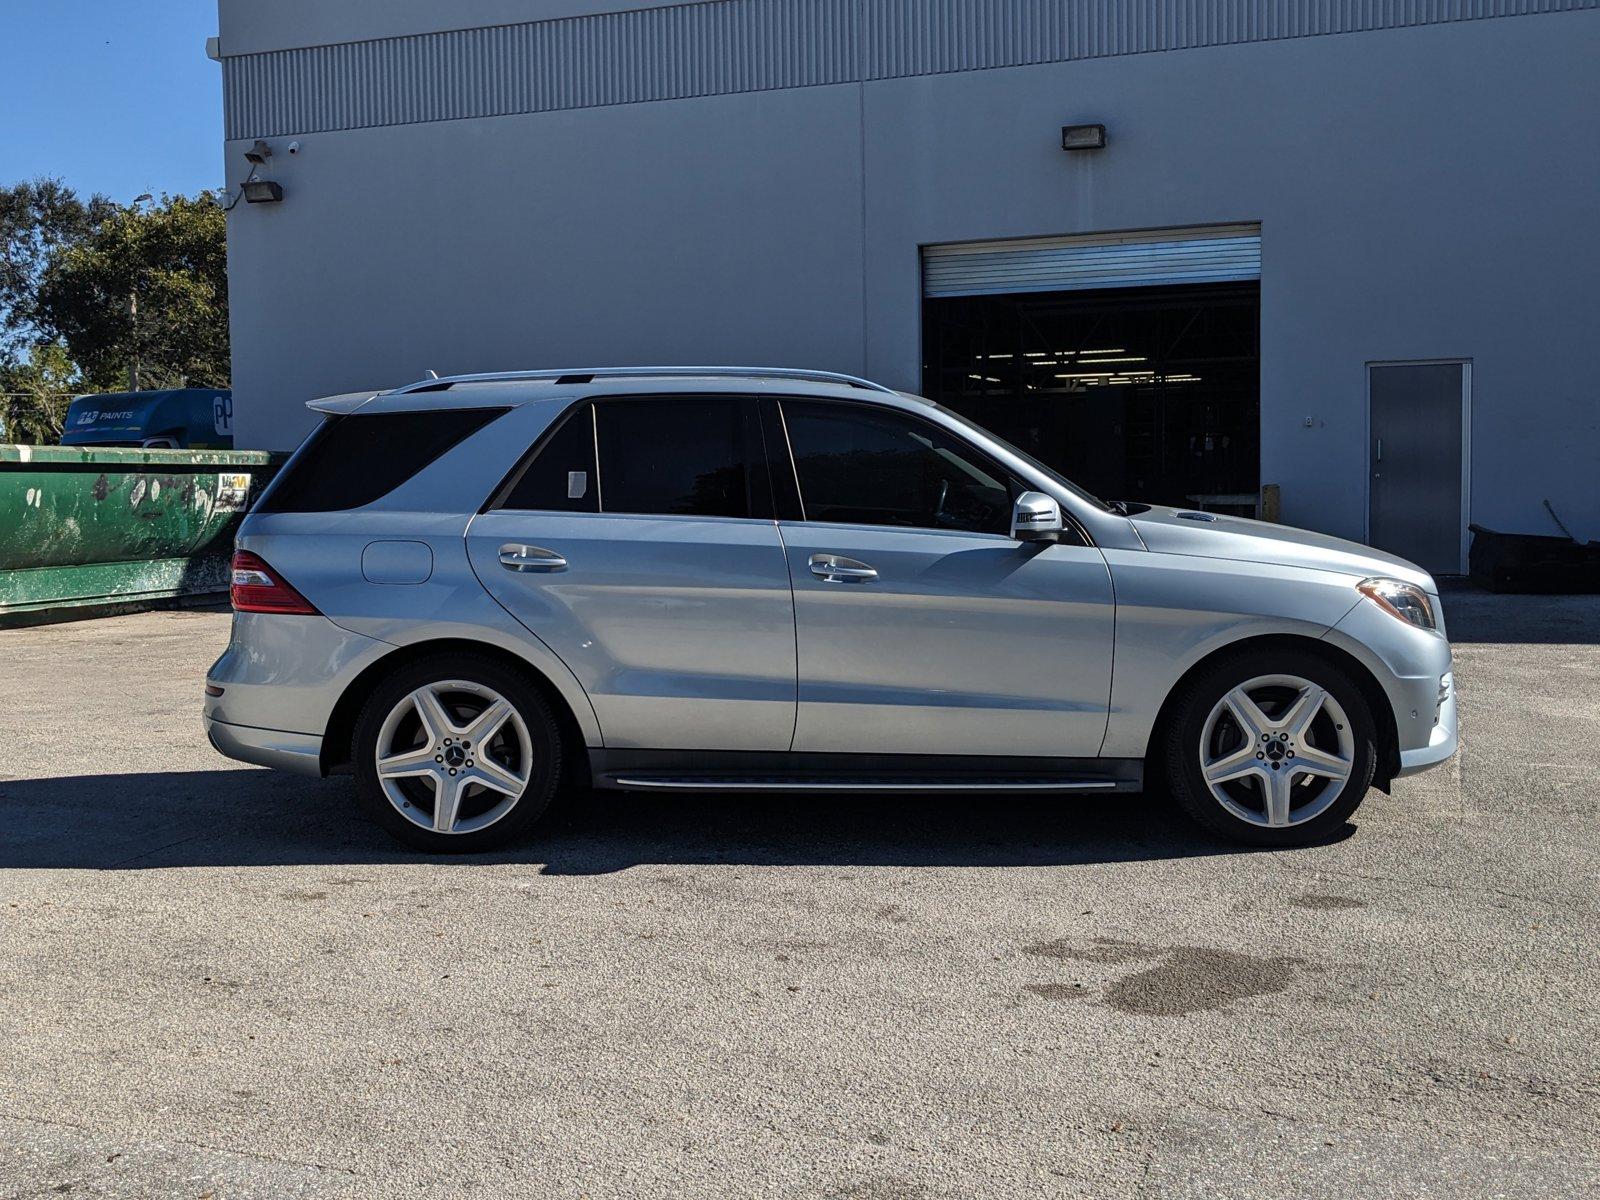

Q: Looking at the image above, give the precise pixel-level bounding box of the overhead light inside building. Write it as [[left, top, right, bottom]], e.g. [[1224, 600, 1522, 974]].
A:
[[1060, 123, 1107, 152]]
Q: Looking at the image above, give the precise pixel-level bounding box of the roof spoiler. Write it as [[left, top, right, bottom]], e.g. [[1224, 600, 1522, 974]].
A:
[[306, 390, 381, 416]]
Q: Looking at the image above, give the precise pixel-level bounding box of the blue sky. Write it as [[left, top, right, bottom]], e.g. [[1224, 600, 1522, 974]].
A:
[[1, 0, 223, 202]]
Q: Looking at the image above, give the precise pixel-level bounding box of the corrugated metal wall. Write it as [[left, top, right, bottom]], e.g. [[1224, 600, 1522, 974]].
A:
[[224, 0, 1596, 138]]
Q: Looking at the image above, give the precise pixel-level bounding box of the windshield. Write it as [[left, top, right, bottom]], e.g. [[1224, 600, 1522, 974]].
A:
[[937, 405, 1111, 511]]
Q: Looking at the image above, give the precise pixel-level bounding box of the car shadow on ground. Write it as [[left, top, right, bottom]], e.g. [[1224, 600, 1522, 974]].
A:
[[0, 769, 1324, 874]]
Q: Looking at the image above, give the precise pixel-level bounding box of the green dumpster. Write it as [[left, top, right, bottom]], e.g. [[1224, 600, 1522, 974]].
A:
[[0, 445, 283, 627]]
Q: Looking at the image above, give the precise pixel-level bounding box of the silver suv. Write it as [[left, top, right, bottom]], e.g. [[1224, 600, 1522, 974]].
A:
[[205, 367, 1456, 852]]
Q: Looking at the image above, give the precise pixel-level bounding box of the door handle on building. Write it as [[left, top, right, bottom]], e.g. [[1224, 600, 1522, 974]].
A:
[[499, 544, 567, 572], [1375, 437, 1383, 463], [809, 553, 878, 583]]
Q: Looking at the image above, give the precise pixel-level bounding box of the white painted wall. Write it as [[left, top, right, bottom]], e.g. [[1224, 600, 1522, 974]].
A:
[[222, 8, 1600, 543]]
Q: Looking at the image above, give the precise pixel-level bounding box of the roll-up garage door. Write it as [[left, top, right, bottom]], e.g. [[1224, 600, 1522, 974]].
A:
[[922, 224, 1261, 298]]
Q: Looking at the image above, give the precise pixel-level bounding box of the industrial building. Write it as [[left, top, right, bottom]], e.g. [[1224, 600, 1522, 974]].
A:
[[216, 0, 1599, 573]]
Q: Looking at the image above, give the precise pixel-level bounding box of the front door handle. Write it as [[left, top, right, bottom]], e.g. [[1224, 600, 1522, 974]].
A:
[[499, 544, 567, 572], [809, 553, 878, 583]]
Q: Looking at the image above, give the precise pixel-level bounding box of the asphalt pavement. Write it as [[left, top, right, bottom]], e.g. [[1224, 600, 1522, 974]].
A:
[[1, 589, 1596, 1198]]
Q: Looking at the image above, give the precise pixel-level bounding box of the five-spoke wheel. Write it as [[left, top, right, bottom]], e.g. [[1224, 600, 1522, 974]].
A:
[[1163, 649, 1376, 845], [354, 654, 563, 852]]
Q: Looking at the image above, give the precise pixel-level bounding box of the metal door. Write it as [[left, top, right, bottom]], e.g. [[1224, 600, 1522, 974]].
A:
[[1368, 362, 1469, 575], [468, 512, 796, 751], [779, 525, 1116, 757], [466, 394, 796, 751]]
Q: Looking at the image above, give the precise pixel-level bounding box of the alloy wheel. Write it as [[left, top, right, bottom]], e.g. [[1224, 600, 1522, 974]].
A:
[[374, 679, 533, 835], [1197, 673, 1356, 829]]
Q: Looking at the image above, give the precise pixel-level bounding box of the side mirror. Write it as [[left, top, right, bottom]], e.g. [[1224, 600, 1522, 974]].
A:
[[1011, 491, 1064, 542]]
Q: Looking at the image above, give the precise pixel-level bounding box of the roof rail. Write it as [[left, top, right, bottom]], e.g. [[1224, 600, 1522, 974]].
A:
[[388, 366, 899, 396]]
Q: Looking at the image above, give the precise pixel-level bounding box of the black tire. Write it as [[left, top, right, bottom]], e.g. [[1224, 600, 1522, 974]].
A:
[[352, 653, 565, 853], [1159, 647, 1377, 847]]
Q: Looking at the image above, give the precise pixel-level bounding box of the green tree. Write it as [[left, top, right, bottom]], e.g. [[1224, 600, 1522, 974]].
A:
[[37, 192, 229, 392], [0, 178, 114, 362], [0, 340, 82, 443]]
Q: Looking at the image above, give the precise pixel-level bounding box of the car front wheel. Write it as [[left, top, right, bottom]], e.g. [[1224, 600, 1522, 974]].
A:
[[353, 654, 564, 853], [1161, 648, 1378, 846]]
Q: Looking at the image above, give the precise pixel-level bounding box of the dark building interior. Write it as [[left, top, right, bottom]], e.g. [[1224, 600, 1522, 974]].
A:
[[923, 282, 1261, 512]]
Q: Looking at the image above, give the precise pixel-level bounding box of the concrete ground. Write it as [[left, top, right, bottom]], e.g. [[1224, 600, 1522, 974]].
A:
[[1, 590, 1597, 1199]]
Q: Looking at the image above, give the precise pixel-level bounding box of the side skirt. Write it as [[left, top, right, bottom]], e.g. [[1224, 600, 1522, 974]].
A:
[[588, 749, 1142, 795]]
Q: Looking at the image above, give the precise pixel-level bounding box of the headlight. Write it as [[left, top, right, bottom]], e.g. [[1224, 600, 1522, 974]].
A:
[[1357, 577, 1437, 631]]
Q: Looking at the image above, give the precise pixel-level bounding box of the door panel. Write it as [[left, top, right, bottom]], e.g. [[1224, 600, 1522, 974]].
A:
[[468, 512, 796, 750], [780, 524, 1115, 757], [1369, 363, 1467, 574]]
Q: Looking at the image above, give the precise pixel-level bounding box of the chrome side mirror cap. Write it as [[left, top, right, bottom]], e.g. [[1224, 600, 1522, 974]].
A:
[[1011, 491, 1063, 541]]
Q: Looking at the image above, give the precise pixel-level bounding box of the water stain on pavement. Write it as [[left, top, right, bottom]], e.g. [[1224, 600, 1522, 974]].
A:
[[1290, 894, 1367, 910], [1023, 937, 1301, 1015]]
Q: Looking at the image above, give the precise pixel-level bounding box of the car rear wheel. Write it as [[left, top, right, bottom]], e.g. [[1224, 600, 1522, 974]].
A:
[[1161, 648, 1377, 846], [353, 654, 564, 853]]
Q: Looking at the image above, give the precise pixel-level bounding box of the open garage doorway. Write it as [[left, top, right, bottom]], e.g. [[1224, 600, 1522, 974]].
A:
[[920, 226, 1262, 513], [922, 281, 1261, 512]]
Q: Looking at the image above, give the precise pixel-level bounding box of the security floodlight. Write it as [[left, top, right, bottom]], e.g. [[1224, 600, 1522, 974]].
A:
[[1060, 123, 1107, 151], [242, 180, 284, 204], [244, 139, 273, 164]]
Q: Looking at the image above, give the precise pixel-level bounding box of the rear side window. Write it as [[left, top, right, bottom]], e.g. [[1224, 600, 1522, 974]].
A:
[[498, 404, 599, 513], [258, 407, 508, 513], [595, 398, 756, 519]]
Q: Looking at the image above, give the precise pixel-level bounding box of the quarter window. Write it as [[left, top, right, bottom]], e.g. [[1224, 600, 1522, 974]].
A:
[[780, 401, 1012, 535], [258, 407, 508, 513]]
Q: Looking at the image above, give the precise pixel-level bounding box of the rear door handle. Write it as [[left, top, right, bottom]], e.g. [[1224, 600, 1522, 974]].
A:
[[499, 544, 567, 572], [809, 553, 878, 583]]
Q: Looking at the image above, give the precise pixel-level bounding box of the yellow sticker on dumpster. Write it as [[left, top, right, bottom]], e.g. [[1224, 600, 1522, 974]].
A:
[[217, 473, 251, 510]]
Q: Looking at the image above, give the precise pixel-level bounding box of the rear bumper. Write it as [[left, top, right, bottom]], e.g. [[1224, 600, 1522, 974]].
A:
[[204, 715, 325, 777]]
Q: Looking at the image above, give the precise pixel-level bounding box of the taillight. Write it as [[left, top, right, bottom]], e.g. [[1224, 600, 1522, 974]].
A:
[[230, 550, 319, 615]]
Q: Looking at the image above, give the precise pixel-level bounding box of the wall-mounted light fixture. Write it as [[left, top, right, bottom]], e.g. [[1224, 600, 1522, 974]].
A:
[[244, 139, 273, 164], [242, 180, 284, 204], [1061, 123, 1107, 152]]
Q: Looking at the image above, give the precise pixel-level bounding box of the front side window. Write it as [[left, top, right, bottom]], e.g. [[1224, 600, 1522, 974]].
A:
[[780, 401, 1012, 535]]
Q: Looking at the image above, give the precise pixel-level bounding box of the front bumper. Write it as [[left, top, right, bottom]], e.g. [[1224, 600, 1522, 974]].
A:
[[1397, 670, 1457, 776], [1325, 594, 1457, 779], [204, 715, 325, 777]]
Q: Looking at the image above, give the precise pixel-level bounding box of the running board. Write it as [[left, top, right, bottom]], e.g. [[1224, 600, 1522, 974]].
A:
[[588, 750, 1142, 795], [610, 775, 1129, 793]]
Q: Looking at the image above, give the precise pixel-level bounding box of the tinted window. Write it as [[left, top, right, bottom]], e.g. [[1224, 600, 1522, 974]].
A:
[[257, 407, 507, 513], [781, 401, 1012, 535], [498, 403, 598, 512], [595, 398, 755, 519]]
